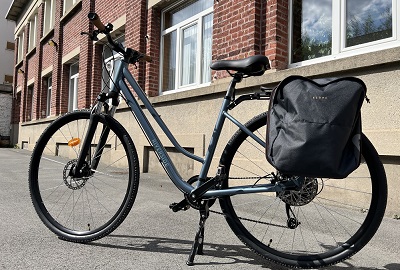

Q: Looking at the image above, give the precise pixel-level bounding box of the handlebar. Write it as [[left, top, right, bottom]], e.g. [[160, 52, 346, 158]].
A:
[[88, 13, 106, 32], [87, 12, 152, 63]]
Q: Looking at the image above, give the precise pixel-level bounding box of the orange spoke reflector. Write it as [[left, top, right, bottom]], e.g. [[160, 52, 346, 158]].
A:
[[68, 138, 81, 147]]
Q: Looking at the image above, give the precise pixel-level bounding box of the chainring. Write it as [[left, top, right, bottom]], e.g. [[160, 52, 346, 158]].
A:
[[185, 175, 217, 210]]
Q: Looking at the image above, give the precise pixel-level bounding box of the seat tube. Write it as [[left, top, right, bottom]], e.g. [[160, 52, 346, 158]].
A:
[[198, 75, 241, 180]]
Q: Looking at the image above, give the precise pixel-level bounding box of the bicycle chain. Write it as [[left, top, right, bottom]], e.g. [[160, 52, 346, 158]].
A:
[[208, 175, 279, 225]]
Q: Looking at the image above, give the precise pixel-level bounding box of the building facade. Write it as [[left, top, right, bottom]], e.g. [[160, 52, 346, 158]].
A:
[[6, 0, 400, 216], [0, 0, 15, 146]]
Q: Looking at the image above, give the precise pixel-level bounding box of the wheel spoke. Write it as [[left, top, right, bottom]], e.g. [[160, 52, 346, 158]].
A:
[[219, 112, 387, 268], [29, 111, 139, 242]]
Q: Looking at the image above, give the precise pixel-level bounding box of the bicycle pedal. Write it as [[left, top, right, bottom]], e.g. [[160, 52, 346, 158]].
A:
[[169, 200, 190, 212]]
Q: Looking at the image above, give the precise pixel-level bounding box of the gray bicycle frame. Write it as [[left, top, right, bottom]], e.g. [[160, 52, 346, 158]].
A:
[[106, 59, 275, 198]]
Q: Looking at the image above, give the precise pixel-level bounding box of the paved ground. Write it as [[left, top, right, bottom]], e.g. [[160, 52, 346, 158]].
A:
[[0, 148, 399, 270]]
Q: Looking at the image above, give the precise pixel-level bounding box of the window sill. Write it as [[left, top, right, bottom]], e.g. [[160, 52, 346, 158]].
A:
[[40, 29, 54, 44], [21, 115, 58, 126], [26, 47, 36, 58], [15, 60, 23, 67], [145, 46, 400, 106], [60, 0, 82, 23]]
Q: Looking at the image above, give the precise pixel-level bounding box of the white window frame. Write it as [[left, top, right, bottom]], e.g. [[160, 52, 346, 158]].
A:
[[17, 32, 24, 63], [43, 0, 55, 35], [46, 76, 52, 117], [160, 1, 213, 95], [63, 0, 79, 15], [68, 62, 79, 112], [289, 0, 400, 67], [28, 14, 37, 52]]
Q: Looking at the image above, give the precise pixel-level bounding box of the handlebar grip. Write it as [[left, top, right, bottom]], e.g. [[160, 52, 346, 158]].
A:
[[142, 54, 152, 62], [88, 13, 106, 32]]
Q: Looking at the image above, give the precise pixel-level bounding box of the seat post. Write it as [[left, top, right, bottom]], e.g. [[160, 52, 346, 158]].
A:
[[225, 73, 243, 101]]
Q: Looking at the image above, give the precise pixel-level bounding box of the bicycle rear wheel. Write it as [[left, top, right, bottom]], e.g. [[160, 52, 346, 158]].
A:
[[29, 110, 139, 242], [219, 112, 387, 268]]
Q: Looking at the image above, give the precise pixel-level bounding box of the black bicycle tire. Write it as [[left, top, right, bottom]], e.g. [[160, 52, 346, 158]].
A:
[[29, 110, 140, 242], [218, 112, 387, 268]]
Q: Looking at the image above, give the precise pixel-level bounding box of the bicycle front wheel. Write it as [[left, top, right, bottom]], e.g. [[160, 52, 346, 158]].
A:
[[29, 110, 139, 242], [219, 112, 387, 268]]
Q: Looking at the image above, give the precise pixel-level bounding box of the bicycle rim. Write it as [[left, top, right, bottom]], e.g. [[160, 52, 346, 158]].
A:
[[219, 112, 387, 268], [29, 111, 139, 242]]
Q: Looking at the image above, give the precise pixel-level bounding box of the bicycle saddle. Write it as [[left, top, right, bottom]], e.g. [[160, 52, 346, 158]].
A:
[[210, 55, 270, 76]]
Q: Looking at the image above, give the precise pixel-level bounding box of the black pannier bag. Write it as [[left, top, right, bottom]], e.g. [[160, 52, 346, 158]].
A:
[[266, 75, 367, 179]]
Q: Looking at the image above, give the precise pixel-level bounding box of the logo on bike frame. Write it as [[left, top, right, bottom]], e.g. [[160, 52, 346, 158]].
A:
[[151, 139, 170, 166]]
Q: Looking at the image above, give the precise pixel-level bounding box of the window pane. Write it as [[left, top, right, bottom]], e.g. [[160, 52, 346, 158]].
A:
[[64, 0, 73, 14], [28, 16, 36, 51], [46, 77, 52, 116], [50, 0, 55, 28], [202, 13, 213, 84], [44, 0, 51, 34], [70, 62, 79, 76], [346, 0, 392, 47], [162, 31, 177, 91], [29, 86, 33, 120], [181, 24, 197, 86], [18, 33, 24, 62], [292, 0, 332, 63], [69, 63, 79, 111], [164, 0, 213, 28]]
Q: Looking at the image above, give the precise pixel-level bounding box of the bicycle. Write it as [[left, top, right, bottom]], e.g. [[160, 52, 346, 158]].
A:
[[29, 13, 388, 268]]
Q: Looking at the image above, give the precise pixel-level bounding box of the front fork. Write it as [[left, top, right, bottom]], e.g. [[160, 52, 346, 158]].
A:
[[72, 94, 118, 177]]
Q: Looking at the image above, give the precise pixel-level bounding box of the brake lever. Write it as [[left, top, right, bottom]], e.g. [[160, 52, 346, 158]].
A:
[[80, 30, 99, 41]]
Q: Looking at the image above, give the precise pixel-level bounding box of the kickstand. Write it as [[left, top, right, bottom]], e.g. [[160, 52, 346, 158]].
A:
[[186, 201, 209, 266]]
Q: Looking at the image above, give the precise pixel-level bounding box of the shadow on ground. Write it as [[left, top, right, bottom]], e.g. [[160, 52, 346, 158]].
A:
[[88, 234, 399, 270]]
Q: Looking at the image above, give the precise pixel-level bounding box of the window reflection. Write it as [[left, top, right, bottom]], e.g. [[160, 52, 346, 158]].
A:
[[346, 0, 392, 47], [292, 0, 332, 63]]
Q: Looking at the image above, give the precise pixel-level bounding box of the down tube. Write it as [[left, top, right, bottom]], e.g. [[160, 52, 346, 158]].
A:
[[118, 80, 193, 194]]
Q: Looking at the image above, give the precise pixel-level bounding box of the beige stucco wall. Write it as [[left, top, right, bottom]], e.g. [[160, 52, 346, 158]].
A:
[[18, 48, 400, 217]]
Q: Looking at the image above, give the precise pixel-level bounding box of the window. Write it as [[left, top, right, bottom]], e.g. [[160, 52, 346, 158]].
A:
[[28, 14, 37, 51], [46, 76, 52, 117], [161, 0, 213, 93], [27, 85, 34, 121], [17, 32, 24, 63], [68, 63, 79, 112], [102, 36, 125, 93], [290, 0, 395, 64], [63, 0, 79, 14], [345, 0, 392, 47], [43, 0, 55, 35]]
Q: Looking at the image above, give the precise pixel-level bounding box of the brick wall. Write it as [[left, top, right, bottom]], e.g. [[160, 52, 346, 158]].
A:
[[94, 0, 125, 25], [21, 26, 30, 122], [11, 0, 290, 123], [145, 7, 161, 96], [213, 0, 263, 61], [62, 9, 82, 57], [125, 0, 147, 90], [264, 0, 289, 69], [26, 53, 38, 119], [41, 39, 54, 71]]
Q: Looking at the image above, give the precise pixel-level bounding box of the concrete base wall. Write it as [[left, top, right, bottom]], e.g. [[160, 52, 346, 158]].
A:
[[18, 53, 400, 217]]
